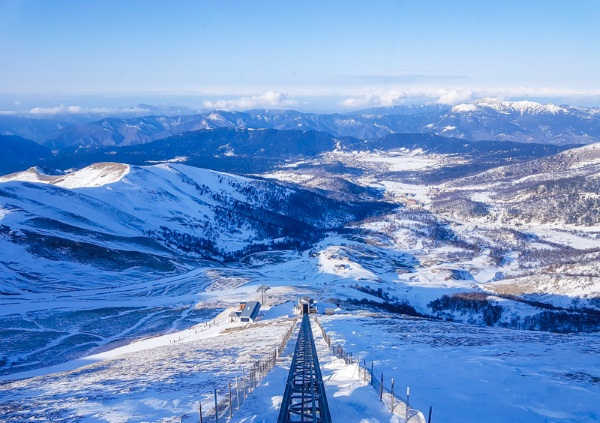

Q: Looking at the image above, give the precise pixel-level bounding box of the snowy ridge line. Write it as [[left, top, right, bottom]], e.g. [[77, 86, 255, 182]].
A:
[[204, 317, 298, 423], [313, 316, 430, 423]]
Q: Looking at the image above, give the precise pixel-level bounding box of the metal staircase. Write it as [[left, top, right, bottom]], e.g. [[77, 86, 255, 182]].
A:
[[277, 314, 332, 423]]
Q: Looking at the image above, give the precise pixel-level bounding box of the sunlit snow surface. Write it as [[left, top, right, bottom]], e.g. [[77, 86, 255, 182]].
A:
[[0, 162, 130, 188], [1, 308, 598, 422], [319, 313, 600, 423], [0, 312, 298, 422]]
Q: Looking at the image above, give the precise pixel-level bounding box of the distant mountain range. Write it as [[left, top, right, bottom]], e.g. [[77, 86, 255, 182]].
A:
[[0, 128, 575, 178], [2, 98, 599, 148], [0, 135, 54, 175]]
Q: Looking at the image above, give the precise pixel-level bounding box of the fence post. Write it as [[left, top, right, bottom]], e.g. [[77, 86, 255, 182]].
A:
[[380, 373, 384, 401], [236, 375, 240, 409], [406, 386, 410, 421], [391, 378, 395, 413], [371, 362, 374, 385], [199, 402, 203, 423], [229, 381, 233, 418], [363, 359, 367, 383], [242, 368, 246, 399], [428, 406, 432, 423], [214, 388, 219, 423]]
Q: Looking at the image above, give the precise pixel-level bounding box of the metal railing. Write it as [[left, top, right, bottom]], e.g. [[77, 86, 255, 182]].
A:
[[314, 316, 431, 423], [196, 317, 298, 423]]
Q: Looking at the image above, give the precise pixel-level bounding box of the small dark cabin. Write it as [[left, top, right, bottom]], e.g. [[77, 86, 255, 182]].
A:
[[239, 301, 261, 323]]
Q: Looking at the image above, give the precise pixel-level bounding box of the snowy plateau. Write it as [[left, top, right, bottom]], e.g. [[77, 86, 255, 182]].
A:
[[1, 103, 600, 423]]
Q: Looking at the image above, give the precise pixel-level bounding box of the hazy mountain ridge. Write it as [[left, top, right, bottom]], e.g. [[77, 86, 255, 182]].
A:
[[0, 135, 53, 175], [1, 128, 577, 179], [434, 98, 600, 145], [2, 98, 599, 149]]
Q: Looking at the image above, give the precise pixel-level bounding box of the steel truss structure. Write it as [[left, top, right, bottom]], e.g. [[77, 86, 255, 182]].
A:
[[277, 314, 331, 423], [277, 314, 332, 423]]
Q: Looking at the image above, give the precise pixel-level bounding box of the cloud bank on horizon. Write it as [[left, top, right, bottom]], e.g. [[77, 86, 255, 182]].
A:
[[3, 87, 600, 117]]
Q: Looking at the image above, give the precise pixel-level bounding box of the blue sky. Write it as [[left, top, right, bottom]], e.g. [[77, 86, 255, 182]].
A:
[[1, 0, 600, 112]]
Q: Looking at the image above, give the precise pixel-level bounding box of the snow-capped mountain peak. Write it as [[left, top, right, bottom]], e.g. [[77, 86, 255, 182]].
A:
[[450, 103, 478, 113], [0, 162, 130, 188], [452, 98, 568, 115]]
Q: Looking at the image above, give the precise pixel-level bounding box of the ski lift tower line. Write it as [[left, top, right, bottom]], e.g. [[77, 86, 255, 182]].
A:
[[256, 285, 270, 306]]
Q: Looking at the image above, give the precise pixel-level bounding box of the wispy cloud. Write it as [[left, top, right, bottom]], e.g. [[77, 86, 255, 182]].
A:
[[0, 104, 163, 116], [28, 105, 86, 115], [202, 91, 299, 111]]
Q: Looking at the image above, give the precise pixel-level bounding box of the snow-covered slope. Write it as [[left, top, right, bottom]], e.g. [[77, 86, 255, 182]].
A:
[[432, 98, 600, 145], [433, 142, 600, 226], [1, 162, 382, 295], [0, 162, 130, 187], [450, 98, 568, 115], [0, 160, 391, 376]]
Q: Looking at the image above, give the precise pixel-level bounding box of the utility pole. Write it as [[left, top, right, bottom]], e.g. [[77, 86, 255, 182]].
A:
[[256, 285, 270, 306]]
